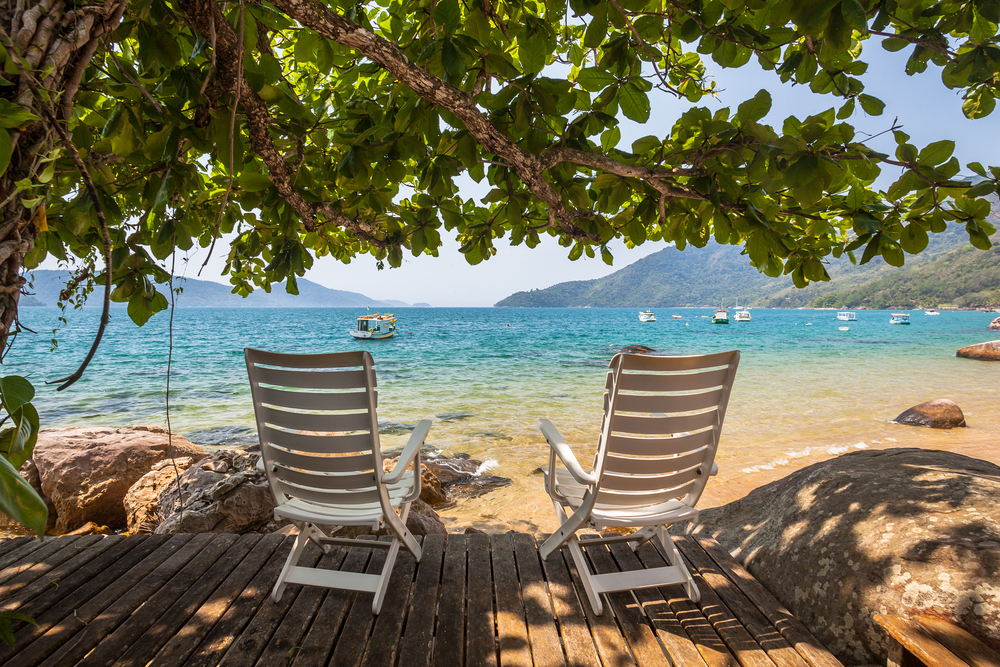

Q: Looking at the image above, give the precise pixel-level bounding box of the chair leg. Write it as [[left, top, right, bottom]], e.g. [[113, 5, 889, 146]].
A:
[[656, 526, 700, 603], [566, 536, 603, 616], [627, 526, 657, 551], [372, 535, 403, 615], [273, 523, 311, 602]]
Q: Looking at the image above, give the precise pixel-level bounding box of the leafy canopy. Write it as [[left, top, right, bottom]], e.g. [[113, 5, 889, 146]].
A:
[[5, 0, 1000, 323]]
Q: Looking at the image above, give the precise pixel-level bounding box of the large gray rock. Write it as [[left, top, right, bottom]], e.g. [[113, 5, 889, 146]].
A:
[[124, 457, 198, 534], [694, 448, 1000, 666], [957, 340, 1000, 360], [893, 399, 967, 429], [31, 426, 207, 531]]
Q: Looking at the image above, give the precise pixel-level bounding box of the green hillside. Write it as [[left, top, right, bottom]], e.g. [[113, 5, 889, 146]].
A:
[[496, 223, 997, 309]]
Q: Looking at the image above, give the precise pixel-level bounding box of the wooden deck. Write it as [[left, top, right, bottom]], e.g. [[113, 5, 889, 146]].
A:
[[0, 531, 843, 667]]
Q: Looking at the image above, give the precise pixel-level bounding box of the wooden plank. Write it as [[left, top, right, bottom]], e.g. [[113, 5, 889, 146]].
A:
[[559, 540, 636, 667], [584, 538, 669, 666], [0, 536, 34, 559], [433, 533, 468, 667], [328, 538, 391, 667], [874, 615, 969, 667], [148, 533, 286, 667], [677, 536, 810, 667], [216, 541, 325, 667], [634, 542, 737, 667], [398, 534, 446, 667], [291, 537, 374, 667], [255, 545, 348, 667], [0, 535, 91, 592], [695, 536, 843, 667], [492, 533, 532, 667], [0, 534, 173, 665], [73, 533, 242, 667], [608, 541, 709, 667], [0, 536, 49, 572], [361, 549, 417, 667], [915, 616, 1000, 667], [94, 533, 257, 666], [0, 535, 128, 615], [4, 533, 197, 667], [511, 533, 567, 667], [660, 538, 776, 667], [466, 533, 496, 667], [537, 540, 602, 667]]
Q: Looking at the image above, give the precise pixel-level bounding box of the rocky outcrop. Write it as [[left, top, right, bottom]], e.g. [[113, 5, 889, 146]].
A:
[[695, 448, 1000, 666], [124, 457, 198, 534], [155, 449, 277, 534], [31, 426, 207, 531], [957, 340, 1000, 360], [620, 344, 654, 354], [331, 499, 446, 538], [383, 457, 447, 505], [893, 399, 967, 429], [990, 316, 1000, 330]]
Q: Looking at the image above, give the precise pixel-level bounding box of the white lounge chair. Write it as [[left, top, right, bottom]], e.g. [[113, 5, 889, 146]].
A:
[[538, 350, 740, 615], [244, 349, 431, 614]]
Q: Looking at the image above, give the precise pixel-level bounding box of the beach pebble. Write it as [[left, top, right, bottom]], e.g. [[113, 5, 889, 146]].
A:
[[956, 339, 1000, 360], [893, 399, 967, 429]]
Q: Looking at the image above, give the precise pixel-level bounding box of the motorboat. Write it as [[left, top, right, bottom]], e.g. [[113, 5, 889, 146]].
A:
[[672, 315, 682, 319], [734, 309, 751, 322], [350, 313, 397, 339], [711, 309, 729, 324], [837, 312, 857, 321], [889, 313, 911, 325], [925, 310, 940, 315], [639, 310, 656, 322]]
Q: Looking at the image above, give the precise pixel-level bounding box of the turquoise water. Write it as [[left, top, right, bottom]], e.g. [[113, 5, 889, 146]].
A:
[[9, 306, 1000, 532]]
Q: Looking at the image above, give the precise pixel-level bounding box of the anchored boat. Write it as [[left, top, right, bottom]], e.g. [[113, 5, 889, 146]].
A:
[[350, 313, 397, 339], [889, 313, 911, 325], [712, 309, 729, 324], [837, 311, 857, 321], [639, 310, 656, 322]]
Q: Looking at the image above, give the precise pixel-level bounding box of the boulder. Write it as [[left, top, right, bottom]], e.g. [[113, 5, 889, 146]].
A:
[[123, 457, 197, 534], [155, 449, 278, 534], [694, 448, 1000, 666], [31, 426, 207, 531], [383, 457, 447, 505], [620, 344, 654, 354], [893, 399, 967, 429], [331, 499, 446, 538], [957, 340, 1000, 361], [990, 317, 1000, 330]]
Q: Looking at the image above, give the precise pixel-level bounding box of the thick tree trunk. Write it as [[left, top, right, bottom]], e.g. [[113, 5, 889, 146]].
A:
[[0, 0, 123, 357]]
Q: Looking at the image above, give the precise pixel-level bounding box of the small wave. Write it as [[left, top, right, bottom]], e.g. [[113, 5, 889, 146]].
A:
[[743, 442, 869, 474], [741, 459, 789, 474], [476, 459, 499, 475]]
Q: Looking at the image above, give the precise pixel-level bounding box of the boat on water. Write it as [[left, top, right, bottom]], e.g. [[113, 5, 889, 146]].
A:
[[734, 309, 751, 322], [839, 326, 850, 331], [836, 311, 857, 321], [712, 309, 729, 324], [889, 313, 911, 325], [925, 309, 940, 315], [350, 313, 397, 339], [672, 315, 683, 319], [639, 310, 656, 322]]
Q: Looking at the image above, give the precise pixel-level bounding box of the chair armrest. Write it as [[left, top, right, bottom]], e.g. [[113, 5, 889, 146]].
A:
[[382, 420, 432, 484], [538, 419, 594, 485]]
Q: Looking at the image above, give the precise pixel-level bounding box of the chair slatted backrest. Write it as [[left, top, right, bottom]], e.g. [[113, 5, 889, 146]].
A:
[[594, 351, 739, 508], [245, 349, 385, 507]]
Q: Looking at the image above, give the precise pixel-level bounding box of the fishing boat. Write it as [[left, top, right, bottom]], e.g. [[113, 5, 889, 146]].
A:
[[639, 310, 656, 322], [836, 311, 857, 321], [925, 309, 940, 315], [712, 309, 729, 324], [672, 314, 682, 319], [350, 313, 397, 339], [734, 308, 751, 322], [889, 313, 911, 325]]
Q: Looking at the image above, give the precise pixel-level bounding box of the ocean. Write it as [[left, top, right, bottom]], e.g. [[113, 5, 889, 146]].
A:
[[9, 306, 1000, 533]]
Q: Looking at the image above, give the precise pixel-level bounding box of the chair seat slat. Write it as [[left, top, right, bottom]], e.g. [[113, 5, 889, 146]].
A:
[[259, 406, 372, 433], [273, 466, 379, 491], [260, 427, 373, 454], [606, 430, 713, 456], [267, 448, 374, 473], [600, 466, 703, 493], [617, 367, 730, 392], [275, 479, 387, 505], [595, 481, 697, 506], [618, 351, 738, 371], [610, 410, 717, 436], [611, 388, 724, 415], [247, 349, 367, 370], [257, 386, 375, 411], [254, 366, 369, 390], [603, 449, 708, 475]]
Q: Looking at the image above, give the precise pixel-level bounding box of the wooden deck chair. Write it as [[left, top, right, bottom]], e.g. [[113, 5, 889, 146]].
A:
[[245, 348, 431, 614], [538, 350, 740, 615]]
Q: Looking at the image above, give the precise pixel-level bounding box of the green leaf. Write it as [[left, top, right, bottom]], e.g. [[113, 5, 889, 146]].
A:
[[0, 376, 34, 415], [858, 94, 885, 116], [519, 36, 546, 74], [965, 180, 996, 197], [601, 126, 621, 152], [0, 100, 38, 130], [239, 172, 273, 192], [583, 8, 608, 48], [783, 154, 819, 188], [881, 239, 904, 266], [0, 129, 10, 177], [899, 223, 929, 254], [433, 0, 461, 33], [840, 0, 868, 30], [0, 455, 47, 537], [962, 87, 996, 119], [859, 232, 881, 264], [918, 140, 954, 166], [618, 83, 650, 123], [737, 90, 772, 123], [575, 68, 615, 92]]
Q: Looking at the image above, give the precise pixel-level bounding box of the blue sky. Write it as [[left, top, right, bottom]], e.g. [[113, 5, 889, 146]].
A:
[[150, 43, 1000, 306]]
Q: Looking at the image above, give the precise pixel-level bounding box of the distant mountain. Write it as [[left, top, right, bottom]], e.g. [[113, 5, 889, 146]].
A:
[[21, 270, 409, 309], [496, 221, 997, 309]]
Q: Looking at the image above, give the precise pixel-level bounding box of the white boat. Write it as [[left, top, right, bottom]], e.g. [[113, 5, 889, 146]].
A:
[[734, 309, 751, 322], [350, 313, 396, 339], [672, 315, 682, 319], [889, 313, 911, 325], [711, 309, 729, 324], [639, 310, 656, 322], [925, 309, 940, 315], [836, 311, 857, 321]]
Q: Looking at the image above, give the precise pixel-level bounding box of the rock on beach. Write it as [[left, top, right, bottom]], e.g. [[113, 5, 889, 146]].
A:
[[893, 399, 967, 429], [957, 340, 1000, 360], [695, 448, 1000, 665], [989, 316, 1000, 330]]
